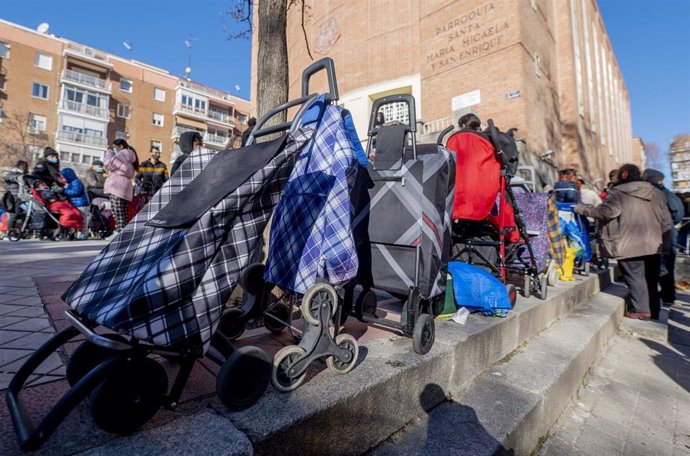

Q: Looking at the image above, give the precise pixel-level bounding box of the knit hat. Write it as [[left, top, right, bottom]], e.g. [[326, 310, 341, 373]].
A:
[[93, 159, 104, 166], [43, 147, 58, 158], [642, 168, 664, 185]]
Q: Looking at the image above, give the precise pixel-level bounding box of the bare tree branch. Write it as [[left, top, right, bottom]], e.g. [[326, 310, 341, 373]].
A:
[[0, 110, 49, 167], [221, 0, 253, 40]]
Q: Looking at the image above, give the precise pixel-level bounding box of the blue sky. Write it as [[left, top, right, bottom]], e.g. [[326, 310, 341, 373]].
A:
[[2, 0, 689, 162]]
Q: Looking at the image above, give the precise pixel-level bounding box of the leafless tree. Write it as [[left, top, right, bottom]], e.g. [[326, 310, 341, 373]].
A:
[[0, 110, 49, 167], [643, 142, 668, 172], [223, 0, 313, 125]]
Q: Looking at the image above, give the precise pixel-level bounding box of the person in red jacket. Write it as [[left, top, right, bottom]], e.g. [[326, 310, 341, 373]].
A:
[[598, 169, 618, 201]]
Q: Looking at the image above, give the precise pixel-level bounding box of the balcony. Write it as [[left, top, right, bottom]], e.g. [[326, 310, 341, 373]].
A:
[[171, 125, 201, 139], [59, 100, 109, 120], [61, 69, 111, 92], [173, 103, 235, 128], [64, 43, 112, 68], [56, 130, 108, 148], [204, 132, 229, 147]]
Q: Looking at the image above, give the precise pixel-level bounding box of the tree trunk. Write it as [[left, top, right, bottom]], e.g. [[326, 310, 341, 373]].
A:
[[256, 0, 289, 126]]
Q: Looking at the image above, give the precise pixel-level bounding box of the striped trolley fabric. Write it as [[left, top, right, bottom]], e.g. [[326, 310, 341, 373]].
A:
[[353, 144, 456, 300], [61, 128, 314, 355]]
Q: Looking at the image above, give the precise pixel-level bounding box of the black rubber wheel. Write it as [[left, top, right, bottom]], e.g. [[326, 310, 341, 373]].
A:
[[326, 334, 359, 374], [535, 274, 548, 300], [412, 314, 435, 355], [216, 346, 271, 411], [7, 229, 21, 242], [506, 284, 517, 309], [271, 345, 307, 392], [217, 307, 247, 341], [66, 335, 129, 386], [523, 274, 531, 299], [239, 263, 265, 295], [89, 356, 168, 434], [263, 302, 290, 334], [300, 283, 337, 326]]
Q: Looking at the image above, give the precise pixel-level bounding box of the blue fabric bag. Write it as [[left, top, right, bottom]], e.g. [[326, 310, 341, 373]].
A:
[[448, 261, 511, 317]]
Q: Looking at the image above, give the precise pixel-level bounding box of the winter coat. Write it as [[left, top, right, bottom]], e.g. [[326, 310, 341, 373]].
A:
[[655, 184, 685, 245], [61, 168, 89, 208], [85, 168, 106, 198], [554, 180, 579, 203], [575, 180, 673, 260], [104, 148, 137, 201], [32, 159, 64, 187], [136, 159, 168, 193], [3, 168, 24, 200]]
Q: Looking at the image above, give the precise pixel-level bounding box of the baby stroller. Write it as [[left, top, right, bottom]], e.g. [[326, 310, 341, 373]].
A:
[[440, 121, 547, 303], [215, 59, 363, 392], [345, 94, 456, 355], [5, 176, 78, 242], [5, 61, 328, 451]]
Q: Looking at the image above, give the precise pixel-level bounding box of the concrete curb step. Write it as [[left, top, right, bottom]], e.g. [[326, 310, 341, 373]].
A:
[[68, 270, 615, 456], [223, 270, 616, 456], [370, 288, 623, 456]]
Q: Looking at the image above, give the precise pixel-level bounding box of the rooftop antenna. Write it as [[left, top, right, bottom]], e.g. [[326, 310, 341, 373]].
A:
[[184, 35, 197, 81], [36, 23, 50, 34]]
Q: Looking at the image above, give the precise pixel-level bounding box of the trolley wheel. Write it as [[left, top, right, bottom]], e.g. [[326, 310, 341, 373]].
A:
[[263, 302, 290, 334], [216, 346, 271, 411], [7, 229, 21, 242], [239, 263, 265, 295], [66, 334, 130, 386], [217, 307, 247, 341], [546, 260, 559, 286], [506, 284, 517, 309], [89, 356, 167, 434], [535, 273, 548, 300], [300, 282, 337, 326], [523, 274, 531, 299], [326, 334, 359, 374], [271, 345, 307, 392], [412, 314, 435, 355]]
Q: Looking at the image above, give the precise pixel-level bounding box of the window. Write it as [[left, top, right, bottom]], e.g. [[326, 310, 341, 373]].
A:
[[194, 99, 206, 112], [0, 106, 4, 123], [117, 103, 131, 119], [150, 139, 162, 150], [115, 131, 129, 140], [31, 82, 49, 100], [0, 73, 5, 91], [60, 152, 69, 161], [34, 53, 53, 70], [0, 42, 9, 59], [181, 94, 193, 108], [152, 112, 164, 127], [28, 113, 47, 133], [153, 87, 166, 102], [81, 155, 92, 164], [71, 153, 80, 163], [119, 78, 133, 92]]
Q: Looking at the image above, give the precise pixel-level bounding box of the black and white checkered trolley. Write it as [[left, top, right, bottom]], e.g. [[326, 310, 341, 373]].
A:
[[347, 95, 456, 354], [5, 61, 337, 451]]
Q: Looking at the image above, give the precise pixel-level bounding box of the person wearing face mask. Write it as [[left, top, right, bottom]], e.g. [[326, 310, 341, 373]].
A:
[[85, 159, 107, 199], [32, 147, 66, 190], [136, 146, 168, 194], [104, 139, 139, 232]]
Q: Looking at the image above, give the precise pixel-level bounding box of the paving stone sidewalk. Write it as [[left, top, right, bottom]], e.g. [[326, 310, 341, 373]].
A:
[[0, 240, 107, 390], [539, 294, 690, 456]]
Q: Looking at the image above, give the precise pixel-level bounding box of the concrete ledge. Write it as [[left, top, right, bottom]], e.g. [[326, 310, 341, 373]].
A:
[[370, 290, 623, 456], [226, 271, 616, 456]]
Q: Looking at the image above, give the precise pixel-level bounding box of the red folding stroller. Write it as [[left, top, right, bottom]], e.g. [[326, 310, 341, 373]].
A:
[[439, 120, 547, 304]]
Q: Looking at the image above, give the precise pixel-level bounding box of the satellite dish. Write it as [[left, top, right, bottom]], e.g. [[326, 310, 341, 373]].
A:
[[37, 23, 50, 34]]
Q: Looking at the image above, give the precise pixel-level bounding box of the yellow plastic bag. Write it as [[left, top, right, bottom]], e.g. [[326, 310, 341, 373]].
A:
[[559, 247, 577, 281]]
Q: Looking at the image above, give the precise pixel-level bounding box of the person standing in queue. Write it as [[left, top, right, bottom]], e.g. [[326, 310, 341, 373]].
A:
[[104, 139, 139, 233]]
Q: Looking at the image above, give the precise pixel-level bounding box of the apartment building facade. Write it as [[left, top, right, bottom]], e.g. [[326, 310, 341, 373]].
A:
[[254, 0, 633, 185], [0, 19, 250, 174], [670, 135, 690, 193]]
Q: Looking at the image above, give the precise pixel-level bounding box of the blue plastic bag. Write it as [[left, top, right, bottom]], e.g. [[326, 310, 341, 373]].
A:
[[448, 261, 511, 317]]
